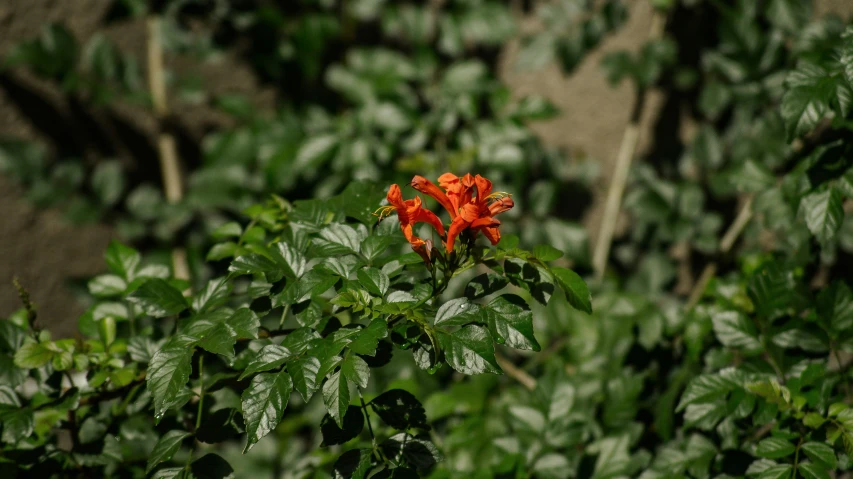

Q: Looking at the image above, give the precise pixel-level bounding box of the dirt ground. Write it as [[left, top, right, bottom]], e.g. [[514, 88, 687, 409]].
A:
[[1, 1, 851, 335]]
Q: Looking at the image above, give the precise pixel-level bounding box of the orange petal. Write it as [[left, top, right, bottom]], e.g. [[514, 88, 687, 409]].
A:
[[438, 173, 459, 189], [458, 203, 479, 223], [445, 216, 470, 253], [480, 226, 501, 245], [411, 175, 456, 219], [488, 197, 514, 215], [387, 184, 409, 223], [410, 204, 446, 236], [471, 216, 500, 229], [474, 175, 492, 203]]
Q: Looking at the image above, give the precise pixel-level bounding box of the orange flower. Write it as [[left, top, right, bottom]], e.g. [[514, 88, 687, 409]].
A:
[[379, 184, 446, 262], [412, 173, 514, 252]]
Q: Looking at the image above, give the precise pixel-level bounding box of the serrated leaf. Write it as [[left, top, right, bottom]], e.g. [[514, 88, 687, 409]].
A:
[[241, 371, 293, 452], [533, 244, 563, 262], [756, 464, 793, 479], [104, 241, 140, 280], [801, 188, 844, 244], [551, 267, 592, 314], [484, 294, 540, 351], [0, 407, 33, 444], [147, 344, 193, 418], [799, 462, 830, 479], [319, 223, 363, 254], [755, 437, 796, 459], [321, 406, 364, 446], [802, 442, 836, 469], [14, 342, 53, 369], [87, 274, 127, 297], [357, 268, 390, 297], [128, 279, 188, 318], [192, 277, 232, 314], [434, 298, 479, 327], [370, 389, 429, 430], [228, 254, 280, 277], [191, 453, 234, 479], [289, 356, 322, 402], [380, 432, 443, 469], [333, 448, 374, 479], [348, 319, 388, 356], [323, 370, 351, 428], [438, 325, 501, 375], [818, 280, 853, 332], [464, 273, 509, 299], [781, 86, 827, 140], [274, 269, 338, 307], [146, 430, 191, 473], [712, 310, 761, 351], [341, 355, 370, 389], [238, 345, 292, 380], [677, 370, 740, 411]]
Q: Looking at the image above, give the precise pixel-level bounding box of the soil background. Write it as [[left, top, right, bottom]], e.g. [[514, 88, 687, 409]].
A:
[[1, 1, 851, 336]]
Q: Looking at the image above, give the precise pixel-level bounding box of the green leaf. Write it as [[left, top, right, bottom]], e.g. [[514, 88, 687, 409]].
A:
[[817, 281, 853, 332], [87, 274, 127, 297], [799, 462, 831, 479], [781, 86, 827, 140], [801, 442, 837, 469], [333, 448, 374, 479], [238, 345, 292, 380], [336, 180, 386, 226], [0, 407, 34, 444], [207, 242, 238, 261], [800, 188, 844, 244], [551, 267, 592, 314], [147, 344, 193, 418], [319, 223, 363, 254], [370, 389, 428, 430], [341, 355, 370, 389], [380, 432, 443, 469], [151, 468, 184, 479], [464, 273, 509, 300], [323, 370, 351, 428], [748, 263, 799, 321], [274, 269, 337, 307], [127, 279, 188, 318], [146, 430, 191, 473], [228, 254, 280, 277], [438, 325, 501, 375], [191, 453, 235, 479], [289, 356, 322, 402], [295, 134, 338, 172], [803, 412, 827, 428], [192, 277, 232, 314], [91, 160, 124, 206], [484, 294, 540, 351], [211, 222, 242, 240], [755, 464, 793, 479], [434, 298, 480, 327], [348, 319, 389, 356], [755, 437, 796, 459], [104, 241, 140, 280], [533, 244, 563, 262], [677, 370, 740, 411], [14, 341, 53, 369], [321, 406, 364, 446], [767, 0, 810, 32], [241, 371, 293, 452], [357, 268, 390, 297], [711, 310, 761, 351]]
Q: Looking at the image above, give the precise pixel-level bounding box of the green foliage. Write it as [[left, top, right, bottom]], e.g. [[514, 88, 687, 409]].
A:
[[2, 0, 853, 477]]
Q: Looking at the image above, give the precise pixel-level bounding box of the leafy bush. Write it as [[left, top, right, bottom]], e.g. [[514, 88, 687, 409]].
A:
[[3, 0, 853, 478]]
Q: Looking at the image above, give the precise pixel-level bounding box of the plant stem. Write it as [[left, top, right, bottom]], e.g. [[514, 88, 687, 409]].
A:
[[496, 353, 537, 391], [127, 302, 137, 337], [592, 12, 665, 281], [195, 354, 205, 431], [146, 14, 190, 285], [279, 305, 290, 329], [685, 196, 754, 311]]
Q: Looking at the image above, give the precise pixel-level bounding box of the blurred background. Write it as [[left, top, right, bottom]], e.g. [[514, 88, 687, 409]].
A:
[[0, 0, 851, 337]]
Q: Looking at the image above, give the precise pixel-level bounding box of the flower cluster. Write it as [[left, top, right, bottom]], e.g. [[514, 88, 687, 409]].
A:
[[377, 173, 514, 262]]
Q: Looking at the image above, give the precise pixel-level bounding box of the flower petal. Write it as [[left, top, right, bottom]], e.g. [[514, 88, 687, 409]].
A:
[[411, 175, 456, 219], [445, 216, 470, 253], [488, 197, 514, 215]]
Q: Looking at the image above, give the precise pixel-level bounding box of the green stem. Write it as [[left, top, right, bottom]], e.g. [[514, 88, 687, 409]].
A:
[[195, 354, 205, 431], [792, 436, 803, 478], [279, 305, 290, 329], [127, 302, 136, 337]]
